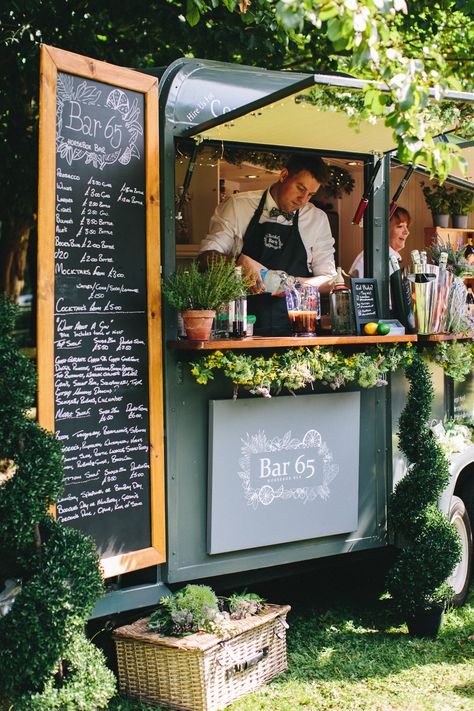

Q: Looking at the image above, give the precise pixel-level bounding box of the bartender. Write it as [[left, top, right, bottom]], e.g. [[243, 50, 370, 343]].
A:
[[198, 154, 336, 336]]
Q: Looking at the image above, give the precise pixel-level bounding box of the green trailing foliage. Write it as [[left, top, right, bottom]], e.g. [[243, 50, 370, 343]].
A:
[[387, 352, 463, 616], [0, 296, 115, 708]]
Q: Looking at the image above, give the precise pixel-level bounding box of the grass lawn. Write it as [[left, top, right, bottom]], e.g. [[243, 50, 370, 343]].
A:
[[107, 560, 474, 711]]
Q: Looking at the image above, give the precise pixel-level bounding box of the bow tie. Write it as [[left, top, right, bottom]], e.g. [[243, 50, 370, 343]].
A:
[[269, 206, 295, 221]]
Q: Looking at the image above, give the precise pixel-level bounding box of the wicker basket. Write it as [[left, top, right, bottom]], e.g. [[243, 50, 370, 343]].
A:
[[113, 603, 291, 711]]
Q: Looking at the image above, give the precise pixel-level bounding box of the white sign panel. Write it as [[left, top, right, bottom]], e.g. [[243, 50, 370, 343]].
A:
[[208, 392, 360, 553]]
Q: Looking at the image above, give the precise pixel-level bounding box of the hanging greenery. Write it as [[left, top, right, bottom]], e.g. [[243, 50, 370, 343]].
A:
[[296, 85, 474, 147], [190, 343, 415, 398], [386, 352, 462, 617], [189, 341, 474, 398], [323, 165, 355, 199], [0, 297, 115, 709], [177, 142, 355, 200], [222, 146, 288, 173], [222, 147, 355, 198]]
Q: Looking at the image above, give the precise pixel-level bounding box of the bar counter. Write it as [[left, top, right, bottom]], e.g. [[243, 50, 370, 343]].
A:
[[169, 334, 419, 350]]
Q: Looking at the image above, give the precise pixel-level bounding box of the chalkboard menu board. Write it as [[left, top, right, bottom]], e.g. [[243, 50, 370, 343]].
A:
[[37, 46, 165, 577], [350, 278, 380, 334]]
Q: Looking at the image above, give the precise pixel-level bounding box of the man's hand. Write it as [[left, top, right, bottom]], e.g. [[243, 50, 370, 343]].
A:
[[236, 254, 267, 294]]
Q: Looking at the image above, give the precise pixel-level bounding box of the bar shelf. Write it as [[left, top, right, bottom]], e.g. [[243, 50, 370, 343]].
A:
[[169, 334, 418, 350]]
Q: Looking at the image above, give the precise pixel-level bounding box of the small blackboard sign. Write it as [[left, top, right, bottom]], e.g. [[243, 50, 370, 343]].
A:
[[350, 278, 380, 334]]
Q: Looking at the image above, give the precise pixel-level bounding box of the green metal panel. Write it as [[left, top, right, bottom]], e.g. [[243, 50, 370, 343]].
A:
[[164, 353, 387, 584]]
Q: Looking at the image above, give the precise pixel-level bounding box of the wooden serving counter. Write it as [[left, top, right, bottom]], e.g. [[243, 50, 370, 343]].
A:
[[418, 333, 474, 342], [169, 334, 418, 350]]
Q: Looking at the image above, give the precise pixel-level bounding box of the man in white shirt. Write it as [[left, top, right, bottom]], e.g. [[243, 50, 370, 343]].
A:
[[349, 207, 411, 278], [198, 154, 336, 336]]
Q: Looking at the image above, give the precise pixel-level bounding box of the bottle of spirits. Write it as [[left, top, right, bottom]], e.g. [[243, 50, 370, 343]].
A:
[[329, 267, 355, 335], [390, 254, 416, 333], [411, 249, 421, 273]]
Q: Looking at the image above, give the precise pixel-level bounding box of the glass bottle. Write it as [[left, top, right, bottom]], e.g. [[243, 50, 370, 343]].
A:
[[260, 269, 295, 294], [411, 249, 421, 273], [439, 251, 449, 269], [228, 266, 247, 337], [329, 267, 355, 335], [390, 254, 416, 333]]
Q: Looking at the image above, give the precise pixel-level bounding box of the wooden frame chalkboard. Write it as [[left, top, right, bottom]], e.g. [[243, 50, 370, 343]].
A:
[[350, 278, 380, 334], [37, 45, 165, 578]]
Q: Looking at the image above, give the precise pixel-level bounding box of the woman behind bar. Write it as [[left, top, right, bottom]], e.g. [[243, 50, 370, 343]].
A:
[[349, 206, 411, 278]]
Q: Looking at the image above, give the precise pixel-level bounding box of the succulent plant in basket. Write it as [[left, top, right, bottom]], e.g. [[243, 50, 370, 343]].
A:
[[148, 584, 266, 638], [162, 258, 249, 340]]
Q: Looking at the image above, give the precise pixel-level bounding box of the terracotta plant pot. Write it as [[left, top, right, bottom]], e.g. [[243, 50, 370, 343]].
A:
[[182, 309, 215, 341], [406, 607, 445, 639]]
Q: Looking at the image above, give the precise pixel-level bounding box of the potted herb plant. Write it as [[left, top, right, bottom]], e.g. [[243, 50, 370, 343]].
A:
[[421, 182, 452, 227], [162, 258, 249, 341], [449, 188, 473, 228]]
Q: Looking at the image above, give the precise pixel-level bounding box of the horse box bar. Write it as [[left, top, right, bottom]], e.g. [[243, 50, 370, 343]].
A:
[[36, 45, 474, 618]]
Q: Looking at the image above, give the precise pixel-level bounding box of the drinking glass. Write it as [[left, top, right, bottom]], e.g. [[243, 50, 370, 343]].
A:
[[285, 283, 320, 336]]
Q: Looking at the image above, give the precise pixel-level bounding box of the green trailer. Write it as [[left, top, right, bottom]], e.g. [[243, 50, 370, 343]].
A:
[[36, 47, 474, 619]]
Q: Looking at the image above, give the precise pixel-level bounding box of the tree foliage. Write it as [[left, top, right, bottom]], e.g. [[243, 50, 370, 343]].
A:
[[0, 0, 473, 297]]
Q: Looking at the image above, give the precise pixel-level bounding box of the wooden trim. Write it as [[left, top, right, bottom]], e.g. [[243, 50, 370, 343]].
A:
[[37, 44, 165, 577], [169, 334, 419, 350], [145, 81, 166, 564], [424, 226, 474, 247], [418, 333, 473, 342], [101, 547, 162, 578], [37, 46, 58, 434], [43, 45, 157, 92], [176, 244, 200, 260]]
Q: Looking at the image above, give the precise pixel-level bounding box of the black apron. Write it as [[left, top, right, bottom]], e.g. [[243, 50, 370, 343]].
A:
[[242, 191, 311, 336]]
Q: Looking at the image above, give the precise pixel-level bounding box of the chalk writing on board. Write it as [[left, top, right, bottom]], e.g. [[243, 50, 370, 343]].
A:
[[350, 278, 380, 333], [53, 72, 150, 556], [238, 429, 339, 509], [56, 75, 142, 170]]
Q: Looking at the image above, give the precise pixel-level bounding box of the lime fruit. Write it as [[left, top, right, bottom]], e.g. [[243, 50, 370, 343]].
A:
[[377, 322, 391, 335], [363, 322, 378, 335]]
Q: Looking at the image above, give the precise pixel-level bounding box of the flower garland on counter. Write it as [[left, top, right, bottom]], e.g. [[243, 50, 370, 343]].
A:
[[191, 343, 415, 398], [190, 340, 474, 398]]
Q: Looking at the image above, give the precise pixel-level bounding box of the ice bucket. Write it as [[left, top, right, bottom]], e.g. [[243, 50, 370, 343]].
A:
[[408, 265, 454, 335]]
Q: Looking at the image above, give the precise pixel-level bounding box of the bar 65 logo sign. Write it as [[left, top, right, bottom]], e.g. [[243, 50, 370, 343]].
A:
[[239, 429, 339, 509]]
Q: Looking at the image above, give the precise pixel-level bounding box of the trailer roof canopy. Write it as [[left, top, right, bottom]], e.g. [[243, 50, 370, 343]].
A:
[[185, 73, 474, 161]]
